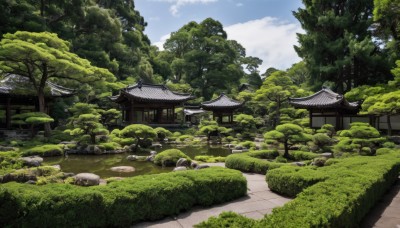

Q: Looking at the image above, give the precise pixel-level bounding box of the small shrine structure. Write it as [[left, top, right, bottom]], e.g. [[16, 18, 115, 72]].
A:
[[289, 87, 369, 130], [111, 81, 194, 126], [201, 94, 243, 124]]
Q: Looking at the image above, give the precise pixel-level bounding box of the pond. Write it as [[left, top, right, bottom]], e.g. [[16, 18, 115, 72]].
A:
[[43, 144, 230, 178]]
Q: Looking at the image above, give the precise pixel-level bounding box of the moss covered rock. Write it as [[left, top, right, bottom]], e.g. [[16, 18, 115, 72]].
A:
[[154, 149, 191, 167]]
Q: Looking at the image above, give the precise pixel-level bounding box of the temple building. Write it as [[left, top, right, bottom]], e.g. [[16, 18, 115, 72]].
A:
[[0, 74, 74, 129], [111, 81, 194, 126], [201, 94, 243, 125], [289, 87, 368, 130]]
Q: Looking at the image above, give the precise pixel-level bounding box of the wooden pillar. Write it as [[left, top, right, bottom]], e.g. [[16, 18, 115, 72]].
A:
[[6, 98, 11, 129], [336, 111, 341, 130], [309, 109, 313, 128]]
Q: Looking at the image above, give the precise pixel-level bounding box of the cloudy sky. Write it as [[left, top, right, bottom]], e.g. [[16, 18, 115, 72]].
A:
[[135, 0, 304, 73]]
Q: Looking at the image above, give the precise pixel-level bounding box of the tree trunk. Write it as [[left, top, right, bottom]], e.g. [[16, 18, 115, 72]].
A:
[[283, 141, 289, 159], [387, 115, 392, 136], [38, 90, 51, 137], [90, 134, 96, 144]]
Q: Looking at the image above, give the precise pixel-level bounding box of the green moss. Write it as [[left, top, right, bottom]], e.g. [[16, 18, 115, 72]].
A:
[[154, 149, 191, 166], [22, 144, 63, 157], [194, 155, 226, 163]]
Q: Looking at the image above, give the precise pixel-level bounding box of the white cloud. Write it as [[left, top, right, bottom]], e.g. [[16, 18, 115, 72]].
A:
[[225, 17, 303, 72], [236, 2, 243, 7], [153, 0, 218, 16], [153, 34, 171, 50]]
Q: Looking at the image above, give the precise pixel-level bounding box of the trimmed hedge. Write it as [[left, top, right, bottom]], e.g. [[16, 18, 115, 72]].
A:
[[0, 167, 246, 227], [197, 150, 400, 227], [225, 150, 285, 174], [291, 150, 319, 161], [22, 144, 63, 157]]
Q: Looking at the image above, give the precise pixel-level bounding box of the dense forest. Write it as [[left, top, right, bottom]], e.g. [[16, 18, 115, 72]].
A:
[[0, 0, 399, 130]]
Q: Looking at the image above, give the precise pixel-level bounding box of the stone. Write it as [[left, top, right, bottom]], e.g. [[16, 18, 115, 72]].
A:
[[99, 179, 107, 186], [176, 158, 190, 167], [110, 166, 135, 173], [146, 155, 155, 162], [74, 173, 100, 186], [59, 141, 77, 145], [242, 149, 249, 152], [232, 150, 243, 154], [195, 164, 210, 170], [52, 165, 61, 170], [234, 145, 243, 150], [25, 180, 36, 184], [292, 162, 306, 167], [150, 143, 162, 149], [150, 151, 157, 156], [85, 145, 104, 155], [126, 155, 138, 161], [173, 166, 187, 171], [0, 146, 17, 152], [63, 172, 75, 177], [19, 156, 43, 167], [320, 153, 333, 158], [190, 161, 198, 169]]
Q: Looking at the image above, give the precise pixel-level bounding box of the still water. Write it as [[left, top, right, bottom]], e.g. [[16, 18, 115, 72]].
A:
[[43, 144, 230, 178]]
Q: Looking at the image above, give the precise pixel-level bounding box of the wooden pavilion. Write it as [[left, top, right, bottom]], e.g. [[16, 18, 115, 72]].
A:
[[0, 74, 74, 129], [111, 81, 194, 126], [201, 94, 243, 125], [289, 87, 369, 130]]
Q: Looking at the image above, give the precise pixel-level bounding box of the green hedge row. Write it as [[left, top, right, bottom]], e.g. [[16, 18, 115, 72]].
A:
[[197, 150, 400, 227], [225, 150, 285, 174], [291, 151, 319, 161], [0, 167, 246, 227], [266, 166, 329, 197]]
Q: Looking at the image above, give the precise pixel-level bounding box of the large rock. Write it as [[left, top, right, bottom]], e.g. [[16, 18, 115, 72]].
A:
[[85, 145, 103, 155], [110, 166, 135, 173], [0, 146, 17, 152], [190, 161, 198, 169], [234, 145, 243, 150], [232, 150, 243, 154], [146, 155, 155, 162], [150, 143, 162, 149], [292, 162, 306, 167], [74, 173, 100, 186], [176, 158, 190, 167], [19, 156, 43, 167], [126, 155, 138, 161], [173, 166, 187, 172]]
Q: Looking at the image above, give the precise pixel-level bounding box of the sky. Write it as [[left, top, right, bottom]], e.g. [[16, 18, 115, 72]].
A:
[[135, 0, 304, 73]]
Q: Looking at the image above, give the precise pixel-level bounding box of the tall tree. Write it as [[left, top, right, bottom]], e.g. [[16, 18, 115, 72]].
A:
[[161, 18, 248, 100], [0, 31, 115, 135], [294, 0, 391, 93]]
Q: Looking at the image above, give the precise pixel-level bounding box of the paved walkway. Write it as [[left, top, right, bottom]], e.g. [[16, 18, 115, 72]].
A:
[[133, 163, 291, 228], [361, 178, 400, 228]]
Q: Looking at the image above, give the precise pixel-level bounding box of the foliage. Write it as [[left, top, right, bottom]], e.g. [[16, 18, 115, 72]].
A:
[[194, 156, 226, 163], [66, 114, 108, 144], [119, 124, 156, 152], [294, 0, 391, 93], [198, 120, 231, 141], [195, 212, 256, 228], [290, 151, 319, 161], [334, 122, 386, 156], [11, 112, 54, 137], [0, 167, 246, 227], [0, 31, 115, 135], [22, 145, 63, 157], [233, 114, 257, 139], [264, 124, 311, 158], [154, 149, 191, 167], [238, 141, 256, 149], [316, 124, 335, 138], [153, 127, 172, 142], [199, 150, 400, 227], [311, 133, 333, 153], [225, 150, 285, 174]]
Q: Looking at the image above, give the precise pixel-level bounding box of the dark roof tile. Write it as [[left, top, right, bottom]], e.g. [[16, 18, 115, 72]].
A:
[[201, 94, 243, 110]]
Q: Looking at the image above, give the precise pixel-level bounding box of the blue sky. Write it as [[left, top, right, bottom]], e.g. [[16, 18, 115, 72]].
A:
[[135, 0, 304, 72]]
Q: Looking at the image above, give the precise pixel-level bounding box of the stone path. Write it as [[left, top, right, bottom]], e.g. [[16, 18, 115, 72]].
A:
[[133, 163, 291, 228], [361, 178, 400, 228]]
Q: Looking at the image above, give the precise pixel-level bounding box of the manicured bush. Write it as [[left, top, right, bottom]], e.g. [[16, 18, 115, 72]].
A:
[[238, 141, 256, 149], [195, 212, 256, 228], [22, 144, 63, 157], [154, 149, 191, 166], [0, 167, 247, 227], [225, 150, 285, 174], [194, 155, 226, 163], [291, 151, 319, 161], [99, 142, 121, 151], [200, 150, 400, 227]]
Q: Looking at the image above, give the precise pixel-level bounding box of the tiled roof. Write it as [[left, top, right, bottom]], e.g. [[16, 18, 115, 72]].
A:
[[201, 94, 243, 110], [112, 82, 194, 103], [289, 88, 359, 110], [0, 74, 74, 97]]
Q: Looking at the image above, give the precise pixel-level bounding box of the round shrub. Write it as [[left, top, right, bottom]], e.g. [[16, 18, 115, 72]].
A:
[[312, 157, 327, 167], [275, 156, 287, 163], [154, 149, 191, 166]]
